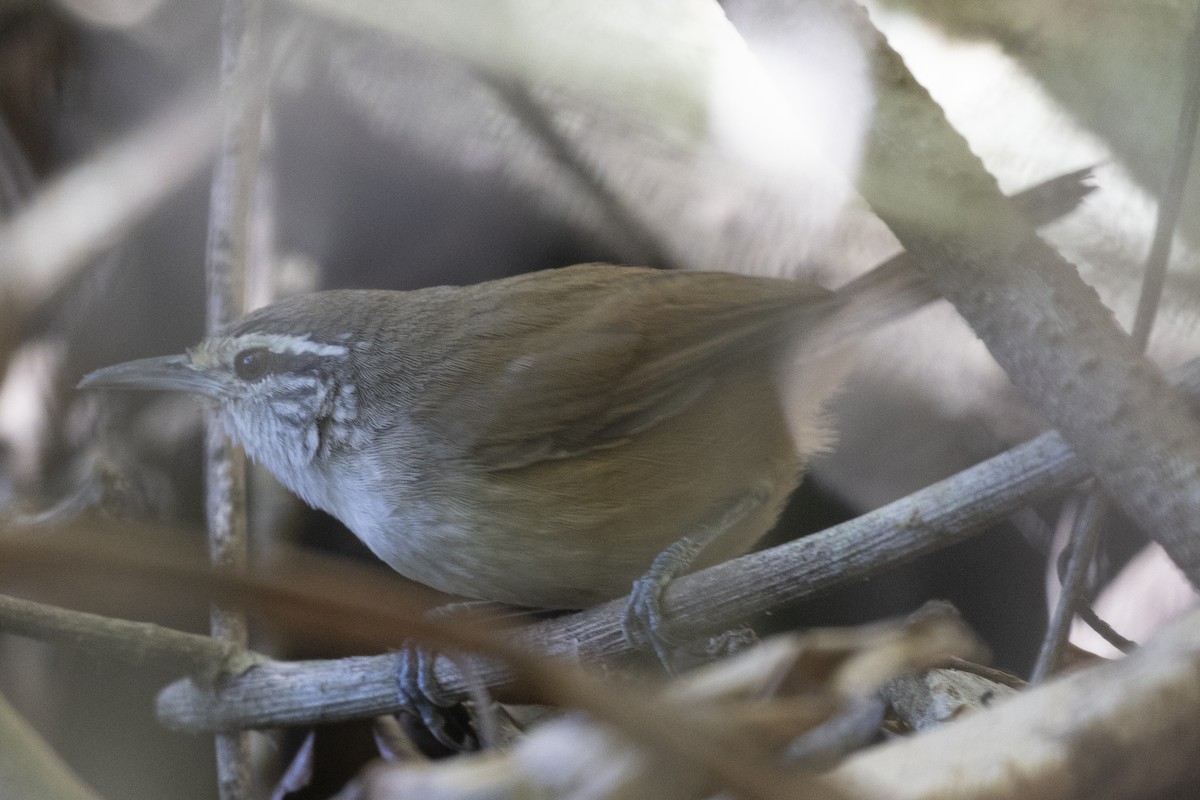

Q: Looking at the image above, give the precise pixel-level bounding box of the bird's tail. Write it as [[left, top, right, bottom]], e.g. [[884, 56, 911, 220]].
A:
[[814, 163, 1098, 349], [823, 252, 939, 344]]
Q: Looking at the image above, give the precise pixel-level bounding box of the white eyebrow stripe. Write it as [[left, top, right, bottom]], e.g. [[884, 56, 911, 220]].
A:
[[246, 333, 350, 357]]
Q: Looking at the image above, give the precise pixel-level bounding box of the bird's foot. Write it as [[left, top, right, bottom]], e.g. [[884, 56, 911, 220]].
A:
[[621, 487, 771, 672], [393, 643, 478, 751], [622, 566, 683, 672]]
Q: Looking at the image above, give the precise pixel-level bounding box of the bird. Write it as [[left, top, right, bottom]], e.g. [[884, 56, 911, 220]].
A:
[[79, 261, 933, 639], [76, 163, 1097, 622], [76, 169, 1092, 747]]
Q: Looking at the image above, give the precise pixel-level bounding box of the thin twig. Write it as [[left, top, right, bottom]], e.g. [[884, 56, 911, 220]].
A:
[[0, 593, 248, 674], [1031, 491, 1108, 683], [1131, 3, 1200, 350], [1076, 604, 1136, 654], [454, 654, 501, 750], [206, 0, 266, 795]]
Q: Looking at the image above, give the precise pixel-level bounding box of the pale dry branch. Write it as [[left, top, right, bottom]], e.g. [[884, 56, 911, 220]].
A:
[[0, 593, 252, 675], [830, 605, 1200, 799], [205, 0, 267, 794], [355, 606, 1200, 800], [348, 609, 986, 800], [283, 0, 732, 147], [0, 97, 219, 312], [846, 0, 1200, 587]]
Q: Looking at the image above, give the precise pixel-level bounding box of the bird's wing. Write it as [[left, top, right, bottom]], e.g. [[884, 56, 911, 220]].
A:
[[411, 265, 831, 471]]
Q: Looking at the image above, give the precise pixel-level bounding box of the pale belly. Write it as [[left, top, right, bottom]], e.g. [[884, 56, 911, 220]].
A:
[[340, 368, 810, 609]]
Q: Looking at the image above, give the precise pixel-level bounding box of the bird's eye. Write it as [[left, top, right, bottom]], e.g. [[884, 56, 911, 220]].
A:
[[233, 348, 271, 381]]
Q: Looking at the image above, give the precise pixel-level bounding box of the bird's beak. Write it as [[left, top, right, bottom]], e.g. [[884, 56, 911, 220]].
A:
[[78, 354, 225, 398]]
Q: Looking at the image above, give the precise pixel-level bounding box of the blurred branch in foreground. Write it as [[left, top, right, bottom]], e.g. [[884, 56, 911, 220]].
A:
[[830, 603, 1200, 799], [0, 95, 219, 318], [5, 528, 1199, 800], [350, 606, 1200, 799], [0, 690, 103, 800], [0, 530, 847, 800]]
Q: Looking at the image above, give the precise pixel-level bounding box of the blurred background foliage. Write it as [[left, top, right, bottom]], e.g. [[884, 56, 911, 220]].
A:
[[0, 0, 1198, 796]]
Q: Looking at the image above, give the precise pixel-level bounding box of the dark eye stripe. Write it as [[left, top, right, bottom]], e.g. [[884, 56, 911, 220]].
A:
[[234, 347, 328, 382], [278, 352, 324, 373]]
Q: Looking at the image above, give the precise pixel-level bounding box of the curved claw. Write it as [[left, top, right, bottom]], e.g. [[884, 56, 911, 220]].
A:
[[622, 571, 680, 672], [621, 487, 773, 671], [394, 644, 477, 751]]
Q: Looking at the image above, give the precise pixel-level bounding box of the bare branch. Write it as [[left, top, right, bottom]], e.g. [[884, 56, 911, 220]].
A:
[[205, 0, 267, 794], [846, 0, 1200, 588], [0, 593, 250, 675]]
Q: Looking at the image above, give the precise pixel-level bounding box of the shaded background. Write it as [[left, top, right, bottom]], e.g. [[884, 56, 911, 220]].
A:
[[1, 0, 1196, 796]]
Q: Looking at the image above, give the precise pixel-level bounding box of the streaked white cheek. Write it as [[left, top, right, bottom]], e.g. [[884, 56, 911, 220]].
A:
[[210, 374, 354, 513], [332, 384, 357, 422], [219, 396, 318, 472], [302, 425, 319, 463]]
